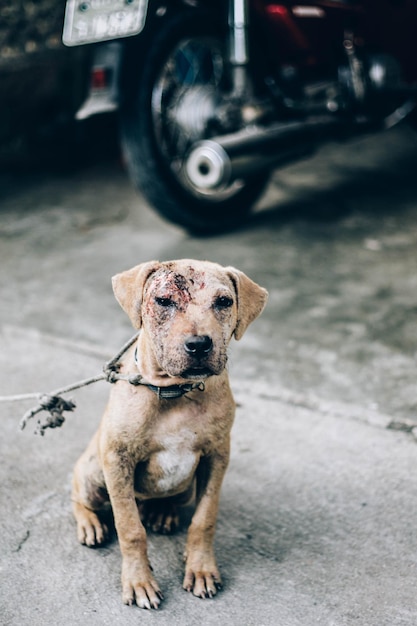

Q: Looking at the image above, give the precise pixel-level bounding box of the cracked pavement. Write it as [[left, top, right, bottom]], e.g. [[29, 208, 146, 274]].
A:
[[1, 124, 417, 625]]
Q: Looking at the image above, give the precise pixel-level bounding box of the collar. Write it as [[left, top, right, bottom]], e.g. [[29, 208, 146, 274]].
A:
[[133, 348, 205, 399]]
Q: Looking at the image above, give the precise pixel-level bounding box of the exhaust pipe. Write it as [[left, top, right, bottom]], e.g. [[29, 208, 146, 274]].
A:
[[185, 116, 341, 190]]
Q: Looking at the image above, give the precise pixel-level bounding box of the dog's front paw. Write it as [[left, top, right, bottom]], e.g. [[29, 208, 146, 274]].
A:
[[122, 563, 163, 609], [183, 555, 223, 598]]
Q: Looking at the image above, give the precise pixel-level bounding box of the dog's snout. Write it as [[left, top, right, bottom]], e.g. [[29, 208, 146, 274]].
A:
[[184, 335, 213, 357]]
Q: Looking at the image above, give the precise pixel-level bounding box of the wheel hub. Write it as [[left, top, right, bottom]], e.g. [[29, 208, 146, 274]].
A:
[[168, 86, 218, 143]]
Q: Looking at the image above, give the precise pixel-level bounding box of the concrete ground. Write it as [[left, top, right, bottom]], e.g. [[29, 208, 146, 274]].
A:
[[1, 124, 417, 625]]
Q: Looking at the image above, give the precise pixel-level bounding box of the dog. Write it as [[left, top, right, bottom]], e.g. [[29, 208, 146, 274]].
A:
[[71, 259, 268, 609]]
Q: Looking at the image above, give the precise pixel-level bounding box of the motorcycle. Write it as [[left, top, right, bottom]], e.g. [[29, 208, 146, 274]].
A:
[[63, 0, 417, 233]]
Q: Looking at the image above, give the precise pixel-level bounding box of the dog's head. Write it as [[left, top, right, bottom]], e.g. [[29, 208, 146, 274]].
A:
[[112, 259, 268, 380]]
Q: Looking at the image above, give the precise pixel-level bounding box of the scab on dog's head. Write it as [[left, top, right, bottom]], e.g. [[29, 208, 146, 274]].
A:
[[112, 260, 268, 379]]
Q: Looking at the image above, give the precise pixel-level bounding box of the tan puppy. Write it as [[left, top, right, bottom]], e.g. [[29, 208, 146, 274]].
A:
[[71, 259, 268, 609]]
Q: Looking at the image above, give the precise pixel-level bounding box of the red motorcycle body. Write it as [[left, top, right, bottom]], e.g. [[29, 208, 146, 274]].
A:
[[253, 1, 417, 81]]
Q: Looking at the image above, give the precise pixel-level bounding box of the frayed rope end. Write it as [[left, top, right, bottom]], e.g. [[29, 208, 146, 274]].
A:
[[20, 394, 76, 436]]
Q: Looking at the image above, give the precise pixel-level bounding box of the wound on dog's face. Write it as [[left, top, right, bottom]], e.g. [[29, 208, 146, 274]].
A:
[[145, 270, 202, 315], [141, 268, 237, 379]]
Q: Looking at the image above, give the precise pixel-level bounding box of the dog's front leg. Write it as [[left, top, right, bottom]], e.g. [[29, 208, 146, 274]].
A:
[[183, 447, 230, 598], [102, 452, 163, 609]]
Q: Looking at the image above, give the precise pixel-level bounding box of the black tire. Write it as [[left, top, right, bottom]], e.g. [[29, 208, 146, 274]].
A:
[[120, 10, 269, 234]]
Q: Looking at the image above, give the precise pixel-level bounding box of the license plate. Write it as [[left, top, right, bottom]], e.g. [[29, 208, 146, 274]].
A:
[[63, 0, 148, 46]]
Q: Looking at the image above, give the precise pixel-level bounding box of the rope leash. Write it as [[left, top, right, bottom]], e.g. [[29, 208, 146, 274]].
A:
[[0, 332, 140, 436]]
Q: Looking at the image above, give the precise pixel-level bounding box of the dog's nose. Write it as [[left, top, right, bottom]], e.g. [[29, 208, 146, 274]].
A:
[[184, 335, 213, 357]]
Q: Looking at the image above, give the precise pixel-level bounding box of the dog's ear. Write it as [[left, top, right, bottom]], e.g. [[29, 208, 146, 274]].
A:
[[112, 261, 160, 328], [226, 267, 268, 340]]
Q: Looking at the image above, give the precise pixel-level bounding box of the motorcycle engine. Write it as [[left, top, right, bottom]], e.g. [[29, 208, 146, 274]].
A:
[[339, 53, 405, 117], [367, 53, 403, 92]]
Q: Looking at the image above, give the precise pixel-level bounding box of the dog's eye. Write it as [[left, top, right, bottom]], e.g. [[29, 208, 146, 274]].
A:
[[155, 297, 175, 307], [214, 296, 233, 309]]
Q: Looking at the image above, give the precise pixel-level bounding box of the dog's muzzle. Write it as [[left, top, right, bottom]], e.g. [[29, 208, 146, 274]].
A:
[[182, 335, 216, 379]]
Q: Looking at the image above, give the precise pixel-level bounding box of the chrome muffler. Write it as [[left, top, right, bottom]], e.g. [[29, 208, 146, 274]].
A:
[[185, 116, 341, 190]]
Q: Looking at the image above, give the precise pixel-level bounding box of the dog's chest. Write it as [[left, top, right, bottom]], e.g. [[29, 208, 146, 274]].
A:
[[140, 429, 199, 496]]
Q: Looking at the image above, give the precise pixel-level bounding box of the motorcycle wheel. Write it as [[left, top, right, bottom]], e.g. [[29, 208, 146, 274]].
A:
[[120, 11, 269, 234]]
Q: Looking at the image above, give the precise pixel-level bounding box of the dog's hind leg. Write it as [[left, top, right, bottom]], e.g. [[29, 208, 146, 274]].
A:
[[138, 482, 196, 534], [72, 432, 110, 547], [72, 500, 109, 547], [138, 498, 180, 534]]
